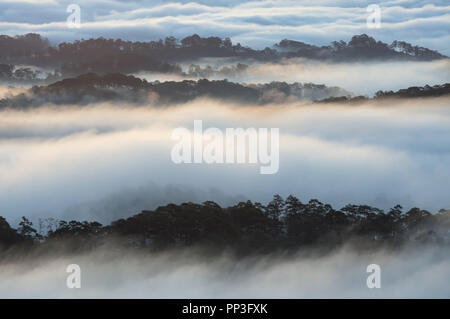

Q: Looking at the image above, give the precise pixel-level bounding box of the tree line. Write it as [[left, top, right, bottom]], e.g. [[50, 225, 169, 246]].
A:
[[0, 33, 447, 77], [1, 195, 448, 258], [318, 83, 450, 103], [0, 73, 351, 108]]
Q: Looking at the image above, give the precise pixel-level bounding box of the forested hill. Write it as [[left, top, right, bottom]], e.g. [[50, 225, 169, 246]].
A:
[[0, 33, 447, 74], [318, 83, 450, 103], [1, 195, 449, 258], [0, 73, 351, 107], [2, 73, 449, 108]]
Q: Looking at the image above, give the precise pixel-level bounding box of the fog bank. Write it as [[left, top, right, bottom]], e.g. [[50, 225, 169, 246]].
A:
[[0, 98, 449, 224], [136, 59, 450, 96], [0, 246, 448, 298]]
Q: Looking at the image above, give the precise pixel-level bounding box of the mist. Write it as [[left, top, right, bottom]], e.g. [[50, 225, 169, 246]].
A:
[[244, 59, 450, 96], [0, 245, 449, 298], [135, 58, 450, 96], [0, 97, 449, 224]]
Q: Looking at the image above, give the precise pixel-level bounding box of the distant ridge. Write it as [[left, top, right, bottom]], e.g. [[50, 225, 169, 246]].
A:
[[0, 73, 351, 107], [318, 83, 450, 103], [0, 33, 447, 77], [274, 34, 447, 61], [1, 73, 448, 108]]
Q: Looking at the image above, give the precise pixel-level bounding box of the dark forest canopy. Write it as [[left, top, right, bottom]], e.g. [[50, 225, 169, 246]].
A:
[[1, 72, 448, 108], [1, 195, 449, 259], [0, 73, 352, 107], [318, 83, 450, 103], [0, 33, 447, 76]]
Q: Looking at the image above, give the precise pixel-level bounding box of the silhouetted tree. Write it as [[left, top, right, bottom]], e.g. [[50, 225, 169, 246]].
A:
[[0, 195, 448, 256]]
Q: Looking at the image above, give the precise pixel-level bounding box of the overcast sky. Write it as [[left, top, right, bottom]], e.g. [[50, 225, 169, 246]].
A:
[[0, 0, 449, 55]]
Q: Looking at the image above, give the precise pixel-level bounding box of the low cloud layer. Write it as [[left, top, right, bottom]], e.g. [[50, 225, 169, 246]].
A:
[[164, 59, 450, 96], [0, 246, 449, 298], [0, 98, 449, 224]]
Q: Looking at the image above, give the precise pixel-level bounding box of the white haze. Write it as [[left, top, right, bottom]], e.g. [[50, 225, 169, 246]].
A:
[[243, 59, 450, 96], [136, 59, 450, 96], [0, 98, 449, 225], [0, 246, 449, 298]]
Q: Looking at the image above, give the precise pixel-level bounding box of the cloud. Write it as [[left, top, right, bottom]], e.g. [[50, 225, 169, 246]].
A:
[[171, 59, 450, 96], [0, 98, 449, 225], [0, 245, 449, 298], [0, 0, 448, 55]]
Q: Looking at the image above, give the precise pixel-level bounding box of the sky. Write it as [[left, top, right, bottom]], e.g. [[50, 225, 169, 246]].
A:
[[0, 0, 449, 55]]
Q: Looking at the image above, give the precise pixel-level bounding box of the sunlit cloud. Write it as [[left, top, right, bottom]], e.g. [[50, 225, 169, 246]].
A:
[[0, 98, 449, 224], [0, 1, 448, 55], [1, 246, 449, 298]]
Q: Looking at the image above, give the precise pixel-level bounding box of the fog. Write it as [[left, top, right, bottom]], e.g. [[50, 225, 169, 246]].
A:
[[243, 59, 450, 96], [134, 59, 450, 96], [0, 97, 449, 224], [0, 245, 449, 298], [0, 86, 28, 99]]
